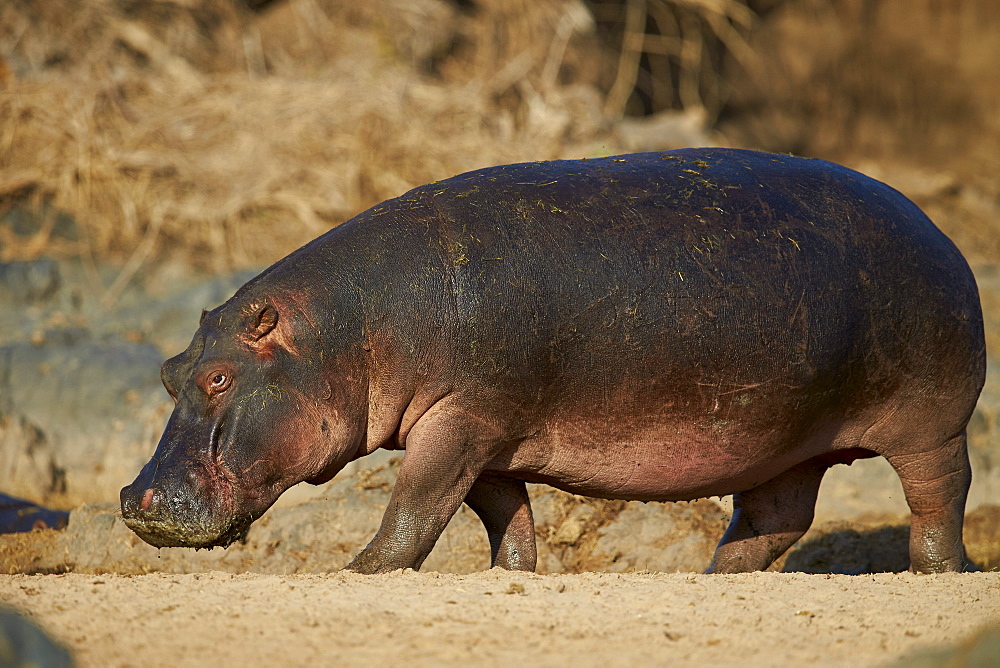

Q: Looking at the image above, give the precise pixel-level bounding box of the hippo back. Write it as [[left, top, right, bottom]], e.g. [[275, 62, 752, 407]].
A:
[[245, 149, 984, 468]]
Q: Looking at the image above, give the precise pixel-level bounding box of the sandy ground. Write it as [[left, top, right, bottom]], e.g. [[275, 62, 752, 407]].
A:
[[2, 570, 998, 666]]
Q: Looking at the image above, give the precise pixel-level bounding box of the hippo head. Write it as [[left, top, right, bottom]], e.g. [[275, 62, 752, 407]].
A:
[[121, 296, 366, 548]]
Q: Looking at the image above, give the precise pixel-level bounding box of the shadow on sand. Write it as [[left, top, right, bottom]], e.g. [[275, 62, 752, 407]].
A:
[[782, 525, 913, 574]]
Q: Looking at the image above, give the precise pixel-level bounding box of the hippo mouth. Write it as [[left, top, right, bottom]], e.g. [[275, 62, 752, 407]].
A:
[[120, 476, 260, 549], [122, 511, 253, 549]]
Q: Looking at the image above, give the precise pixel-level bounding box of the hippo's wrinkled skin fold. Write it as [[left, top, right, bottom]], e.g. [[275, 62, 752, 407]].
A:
[[121, 148, 985, 574]]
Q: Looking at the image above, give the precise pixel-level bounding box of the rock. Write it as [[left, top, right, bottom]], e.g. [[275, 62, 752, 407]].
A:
[[813, 457, 909, 521], [0, 339, 171, 506], [585, 501, 727, 574], [0, 258, 262, 506], [0, 607, 73, 668], [889, 624, 1000, 667], [551, 504, 598, 546], [0, 259, 60, 306], [103, 265, 260, 355]]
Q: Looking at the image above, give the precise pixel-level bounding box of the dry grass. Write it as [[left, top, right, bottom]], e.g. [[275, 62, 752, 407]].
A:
[[0, 0, 761, 277], [590, 0, 757, 120], [5, 0, 995, 279], [0, 0, 612, 273]]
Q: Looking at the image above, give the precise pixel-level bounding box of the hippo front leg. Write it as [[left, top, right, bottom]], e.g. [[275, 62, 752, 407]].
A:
[[464, 473, 536, 571], [345, 404, 495, 574]]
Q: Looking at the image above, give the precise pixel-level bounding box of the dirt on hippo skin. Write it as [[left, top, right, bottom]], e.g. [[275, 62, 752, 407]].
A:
[[1, 570, 998, 667]]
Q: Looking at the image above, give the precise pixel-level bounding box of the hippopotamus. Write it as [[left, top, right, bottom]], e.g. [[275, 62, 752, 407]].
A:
[[120, 148, 985, 574]]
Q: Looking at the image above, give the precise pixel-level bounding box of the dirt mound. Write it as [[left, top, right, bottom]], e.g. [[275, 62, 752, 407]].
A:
[[0, 459, 728, 575], [4, 455, 998, 576]]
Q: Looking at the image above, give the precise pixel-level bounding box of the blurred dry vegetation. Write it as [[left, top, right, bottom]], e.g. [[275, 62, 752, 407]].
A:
[[1, 0, 999, 278]]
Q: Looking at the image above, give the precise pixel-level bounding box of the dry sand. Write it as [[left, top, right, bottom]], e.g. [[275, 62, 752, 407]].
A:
[[2, 569, 998, 666]]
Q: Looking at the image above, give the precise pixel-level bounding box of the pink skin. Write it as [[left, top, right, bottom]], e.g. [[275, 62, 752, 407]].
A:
[[140, 488, 154, 512]]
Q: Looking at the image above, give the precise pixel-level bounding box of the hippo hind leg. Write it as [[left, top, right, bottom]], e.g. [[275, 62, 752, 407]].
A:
[[464, 473, 537, 571], [706, 459, 828, 574], [883, 431, 973, 573]]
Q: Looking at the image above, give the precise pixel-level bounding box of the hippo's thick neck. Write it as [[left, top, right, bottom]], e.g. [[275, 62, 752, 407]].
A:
[[231, 213, 446, 461]]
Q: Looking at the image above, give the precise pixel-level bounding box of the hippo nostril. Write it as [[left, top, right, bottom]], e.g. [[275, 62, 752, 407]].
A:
[[140, 488, 155, 512]]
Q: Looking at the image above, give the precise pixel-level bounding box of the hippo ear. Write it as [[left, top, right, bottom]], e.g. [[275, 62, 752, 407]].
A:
[[247, 303, 278, 342]]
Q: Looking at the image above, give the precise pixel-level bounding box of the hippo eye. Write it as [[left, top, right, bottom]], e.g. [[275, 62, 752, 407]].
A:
[[207, 372, 232, 394]]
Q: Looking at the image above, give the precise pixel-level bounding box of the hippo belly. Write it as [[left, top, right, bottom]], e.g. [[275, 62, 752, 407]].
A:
[[501, 394, 871, 502], [121, 148, 985, 576]]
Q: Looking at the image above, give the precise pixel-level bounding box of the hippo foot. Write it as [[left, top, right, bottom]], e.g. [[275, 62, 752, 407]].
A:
[[464, 474, 537, 572], [344, 544, 421, 575], [706, 460, 827, 574], [888, 433, 972, 575]]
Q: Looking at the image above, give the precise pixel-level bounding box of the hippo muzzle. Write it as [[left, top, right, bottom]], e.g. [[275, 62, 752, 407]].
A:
[[120, 455, 251, 549], [120, 330, 321, 550]]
